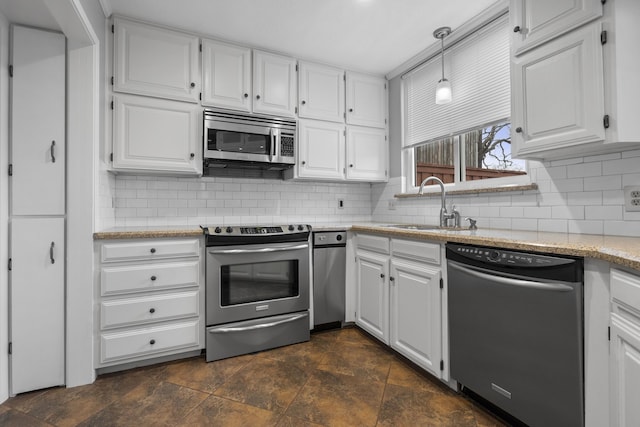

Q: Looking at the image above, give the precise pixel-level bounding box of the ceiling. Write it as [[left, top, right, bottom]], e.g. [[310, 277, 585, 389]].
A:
[[100, 0, 499, 76]]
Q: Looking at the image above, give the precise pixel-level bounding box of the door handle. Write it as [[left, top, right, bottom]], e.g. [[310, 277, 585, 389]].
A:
[[50, 241, 55, 264], [208, 313, 307, 333], [50, 141, 56, 163], [209, 244, 308, 255]]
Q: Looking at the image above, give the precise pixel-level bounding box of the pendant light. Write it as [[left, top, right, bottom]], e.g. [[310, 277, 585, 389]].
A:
[[433, 26, 452, 104]]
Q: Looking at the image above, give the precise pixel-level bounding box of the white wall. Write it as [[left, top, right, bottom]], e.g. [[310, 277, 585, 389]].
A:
[[108, 175, 372, 227]]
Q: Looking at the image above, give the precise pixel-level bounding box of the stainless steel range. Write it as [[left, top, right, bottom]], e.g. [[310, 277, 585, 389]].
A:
[[202, 224, 311, 361]]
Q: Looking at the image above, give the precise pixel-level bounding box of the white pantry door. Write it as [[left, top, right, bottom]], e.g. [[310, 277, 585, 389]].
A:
[[10, 218, 65, 394]]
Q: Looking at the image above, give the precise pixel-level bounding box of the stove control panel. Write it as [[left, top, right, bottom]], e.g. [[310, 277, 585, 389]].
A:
[[204, 224, 311, 237]]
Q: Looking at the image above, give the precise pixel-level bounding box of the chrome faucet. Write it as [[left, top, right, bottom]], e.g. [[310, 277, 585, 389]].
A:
[[418, 176, 459, 227]]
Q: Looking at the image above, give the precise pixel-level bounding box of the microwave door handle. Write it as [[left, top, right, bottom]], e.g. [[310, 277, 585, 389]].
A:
[[271, 128, 277, 160]]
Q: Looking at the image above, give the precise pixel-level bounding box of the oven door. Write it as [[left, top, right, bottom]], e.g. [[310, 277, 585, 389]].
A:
[[206, 241, 310, 325]]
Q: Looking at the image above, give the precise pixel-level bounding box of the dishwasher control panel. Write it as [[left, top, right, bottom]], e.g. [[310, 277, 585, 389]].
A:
[[449, 244, 576, 268]]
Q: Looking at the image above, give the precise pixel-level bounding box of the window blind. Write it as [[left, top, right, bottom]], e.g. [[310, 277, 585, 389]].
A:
[[403, 15, 510, 148]]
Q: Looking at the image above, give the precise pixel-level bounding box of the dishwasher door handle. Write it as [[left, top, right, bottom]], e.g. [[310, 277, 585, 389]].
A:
[[448, 261, 575, 292]]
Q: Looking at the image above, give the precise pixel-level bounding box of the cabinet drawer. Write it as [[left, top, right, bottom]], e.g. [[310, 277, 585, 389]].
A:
[[100, 319, 201, 363], [391, 239, 440, 265], [101, 290, 199, 329], [101, 239, 200, 263], [356, 234, 389, 254], [611, 268, 640, 314], [101, 261, 199, 296]]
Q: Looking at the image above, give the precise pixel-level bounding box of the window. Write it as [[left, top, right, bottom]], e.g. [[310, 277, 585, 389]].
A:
[[402, 14, 527, 191]]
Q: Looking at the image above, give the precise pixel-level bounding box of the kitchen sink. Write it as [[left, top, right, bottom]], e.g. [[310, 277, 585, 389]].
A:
[[385, 224, 475, 232]]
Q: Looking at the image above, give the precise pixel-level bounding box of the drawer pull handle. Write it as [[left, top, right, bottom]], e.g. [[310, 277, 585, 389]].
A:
[[149, 339, 156, 345], [149, 308, 156, 313], [150, 276, 157, 281], [150, 248, 156, 253]]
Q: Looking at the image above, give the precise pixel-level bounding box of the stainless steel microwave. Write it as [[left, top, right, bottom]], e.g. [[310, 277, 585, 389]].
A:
[[203, 109, 296, 169]]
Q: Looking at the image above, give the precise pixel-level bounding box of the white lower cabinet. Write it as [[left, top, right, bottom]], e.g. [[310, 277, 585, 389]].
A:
[[610, 268, 640, 427], [355, 233, 444, 379], [95, 237, 204, 368]]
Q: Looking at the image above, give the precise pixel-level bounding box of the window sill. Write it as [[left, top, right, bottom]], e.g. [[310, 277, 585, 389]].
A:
[[394, 183, 538, 199]]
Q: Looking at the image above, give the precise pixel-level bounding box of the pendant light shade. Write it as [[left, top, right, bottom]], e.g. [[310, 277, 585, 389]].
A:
[[433, 26, 452, 105]]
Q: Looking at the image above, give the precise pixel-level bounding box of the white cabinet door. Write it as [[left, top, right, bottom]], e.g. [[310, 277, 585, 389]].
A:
[[10, 218, 65, 394], [512, 24, 604, 159], [610, 314, 640, 427], [113, 17, 200, 103], [511, 0, 603, 55], [10, 25, 65, 216], [201, 39, 251, 112], [345, 72, 386, 128], [298, 61, 344, 123], [297, 119, 345, 180], [390, 259, 442, 377], [346, 126, 387, 182], [355, 251, 389, 344], [112, 94, 201, 175], [253, 50, 297, 117]]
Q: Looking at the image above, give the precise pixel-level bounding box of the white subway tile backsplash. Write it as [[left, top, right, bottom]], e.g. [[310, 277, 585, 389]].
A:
[[602, 158, 640, 175], [567, 162, 602, 178], [568, 220, 604, 235], [583, 175, 621, 191], [538, 219, 568, 233], [585, 205, 623, 220]]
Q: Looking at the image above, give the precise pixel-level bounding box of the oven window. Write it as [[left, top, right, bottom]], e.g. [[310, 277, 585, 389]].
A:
[[208, 129, 270, 155], [220, 260, 299, 306]]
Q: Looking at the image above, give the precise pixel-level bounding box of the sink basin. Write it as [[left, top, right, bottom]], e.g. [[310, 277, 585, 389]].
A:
[[387, 224, 443, 230]]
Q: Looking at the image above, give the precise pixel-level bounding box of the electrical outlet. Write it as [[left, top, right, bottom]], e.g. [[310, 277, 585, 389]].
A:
[[388, 199, 396, 210], [624, 186, 640, 212]]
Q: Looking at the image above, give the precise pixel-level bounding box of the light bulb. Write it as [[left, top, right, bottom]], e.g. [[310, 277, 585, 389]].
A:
[[435, 79, 452, 104]]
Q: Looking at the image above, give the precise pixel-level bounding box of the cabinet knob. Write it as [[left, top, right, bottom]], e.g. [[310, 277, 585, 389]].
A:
[[256, 95, 261, 100], [349, 164, 354, 168], [513, 25, 521, 33], [190, 153, 195, 159], [390, 276, 395, 283], [150, 339, 156, 345], [244, 93, 248, 98], [190, 82, 195, 88], [349, 108, 353, 112], [149, 308, 156, 314], [301, 100, 306, 105], [380, 273, 385, 279], [150, 248, 156, 253], [515, 127, 523, 133], [301, 160, 306, 165], [150, 275, 157, 281]]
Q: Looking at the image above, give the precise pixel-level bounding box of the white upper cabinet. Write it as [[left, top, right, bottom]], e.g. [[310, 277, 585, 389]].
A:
[[201, 39, 251, 112], [298, 61, 345, 123], [346, 126, 388, 181], [112, 94, 201, 175], [113, 17, 200, 103], [297, 119, 345, 180], [511, 0, 603, 55], [345, 71, 387, 128], [511, 24, 605, 158], [10, 26, 66, 216], [253, 50, 297, 117]]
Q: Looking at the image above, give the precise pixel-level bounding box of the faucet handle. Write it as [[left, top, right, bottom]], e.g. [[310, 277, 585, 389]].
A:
[[465, 217, 477, 230]]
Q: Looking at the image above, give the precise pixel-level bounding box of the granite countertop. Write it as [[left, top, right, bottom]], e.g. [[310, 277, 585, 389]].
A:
[[93, 223, 640, 271]]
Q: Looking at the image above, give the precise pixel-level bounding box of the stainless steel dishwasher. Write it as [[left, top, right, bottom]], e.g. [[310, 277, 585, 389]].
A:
[[446, 243, 584, 427], [312, 231, 346, 329]]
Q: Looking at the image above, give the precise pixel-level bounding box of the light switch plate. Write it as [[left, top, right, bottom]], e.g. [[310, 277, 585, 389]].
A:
[[623, 186, 640, 212]]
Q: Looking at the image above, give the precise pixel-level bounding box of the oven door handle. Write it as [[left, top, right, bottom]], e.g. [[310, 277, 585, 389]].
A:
[[448, 260, 575, 292], [208, 313, 307, 333], [208, 243, 308, 255]]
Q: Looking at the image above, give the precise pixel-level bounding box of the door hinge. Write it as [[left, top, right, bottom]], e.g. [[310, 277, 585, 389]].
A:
[[111, 24, 114, 33], [384, 83, 387, 90], [110, 76, 114, 85], [110, 100, 114, 110], [440, 278, 443, 289], [8, 258, 11, 271], [343, 130, 346, 137], [199, 43, 202, 52], [295, 106, 298, 114], [295, 64, 298, 72], [8, 342, 11, 355], [608, 326, 611, 341], [9, 64, 13, 78], [8, 164, 13, 176], [601, 0, 606, 4], [440, 360, 444, 371], [199, 92, 202, 101], [343, 112, 346, 119], [110, 153, 113, 162], [601, 30, 608, 45], [385, 170, 388, 177], [604, 114, 610, 129]]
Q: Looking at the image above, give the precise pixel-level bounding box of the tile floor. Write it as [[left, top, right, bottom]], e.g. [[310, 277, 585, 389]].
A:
[[0, 327, 506, 426]]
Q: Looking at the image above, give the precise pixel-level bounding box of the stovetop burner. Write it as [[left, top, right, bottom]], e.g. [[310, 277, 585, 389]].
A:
[[201, 224, 311, 246]]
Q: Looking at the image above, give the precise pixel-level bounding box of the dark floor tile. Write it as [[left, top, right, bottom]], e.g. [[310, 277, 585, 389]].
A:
[[161, 354, 253, 393], [214, 357, 309, 414], [317, 339, 393, 383], [0, 407, 54, 427], [386, 360, 444, 394], [78, 380, 208, 427], [334, 327, 379, 347], [276, 414, 325, 427], [257, 339, 328, 370], [286, 369, 385, 427], [177, 395, 281, 427]]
